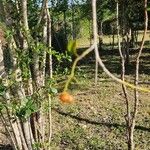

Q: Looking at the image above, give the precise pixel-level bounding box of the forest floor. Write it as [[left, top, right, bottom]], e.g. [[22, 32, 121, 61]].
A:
[[50, 46, 150, 150], [0, 45, 150, 150]]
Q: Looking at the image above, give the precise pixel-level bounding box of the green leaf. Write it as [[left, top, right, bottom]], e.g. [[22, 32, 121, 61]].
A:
[[26, 109, 32, 117], [67, 40, 78, 56], [0, 83, 6, 96], [48, 87, 58, 95], [0, 102, 4, 111], [51, 87, 58, 94], [15, 98, 37, 120]]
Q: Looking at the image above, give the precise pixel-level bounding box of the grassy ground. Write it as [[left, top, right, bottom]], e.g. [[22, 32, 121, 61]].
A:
[[77, 31, 150, 48], [50, 46, 150, 150], [0, 40, 150, 150]]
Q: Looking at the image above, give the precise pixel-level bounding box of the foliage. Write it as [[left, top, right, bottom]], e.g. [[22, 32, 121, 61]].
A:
[[46, 78, 58, 96], [15, 97, 38, 120], [67, 40, 77, 56], [0, 80, 6, 97]]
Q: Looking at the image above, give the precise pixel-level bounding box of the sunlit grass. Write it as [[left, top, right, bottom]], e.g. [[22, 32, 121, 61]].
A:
[[76, 30, 150, 48], [51, 45, 150, 149]]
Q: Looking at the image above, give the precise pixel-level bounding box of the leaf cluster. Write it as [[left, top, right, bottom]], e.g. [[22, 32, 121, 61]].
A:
[[15, 97, 38, 121]]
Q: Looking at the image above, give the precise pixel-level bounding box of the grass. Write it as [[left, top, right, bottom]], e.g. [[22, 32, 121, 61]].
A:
[[77, 30, 150, 48], [50, 45, 150, 149], [0, 33, 150, 149]]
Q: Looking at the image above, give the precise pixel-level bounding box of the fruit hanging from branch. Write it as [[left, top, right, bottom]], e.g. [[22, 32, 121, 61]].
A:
[[59, 91, 74, 104]]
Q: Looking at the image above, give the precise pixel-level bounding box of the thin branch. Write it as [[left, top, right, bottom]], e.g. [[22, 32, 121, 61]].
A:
[[116, 1, 131, 147], [47, 7, 53, 79], [64, 44, 95, 91], [129, 0, 148, 149], [91, 0, 150, 94], [21, 0, 29, 30], [37, 0, 48, 27], [133, 0, 148, 123], [48, 94, 52, 150]]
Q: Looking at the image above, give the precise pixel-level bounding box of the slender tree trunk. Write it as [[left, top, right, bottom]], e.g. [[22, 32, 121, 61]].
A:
[[116, 2, 132, 149], [20, 1, 35, 149], [116, 2, 121, 53], [112, 28, 115, 50], [92, 0, 99, 86], [129, 1, 148, 150], [89, 19, 92, 46], [21, 0, 28, 30], [47, 5, 53, 148], [71, 0, 76, 40], [47, 10, 53, 79], [0, 111, 18, 150], [0, 42, 6, 78], [0, 37, 20, 150], [98, 21, 103, 50], [0, 28, 28, 150], [64, 10, 67, 44]]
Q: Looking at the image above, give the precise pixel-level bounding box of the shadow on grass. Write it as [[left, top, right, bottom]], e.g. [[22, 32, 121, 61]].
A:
[[54, 108, 150, 132], [77, 46, 150, 75]]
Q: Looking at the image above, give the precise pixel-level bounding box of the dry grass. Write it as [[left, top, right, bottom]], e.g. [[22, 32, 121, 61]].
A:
[[77, 30, 150, 48], [0, 32, 150, 149], [50, 46, 150, 149]]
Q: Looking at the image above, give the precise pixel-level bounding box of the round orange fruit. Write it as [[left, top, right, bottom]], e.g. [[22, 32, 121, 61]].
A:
[[59, 92, 74, 104]]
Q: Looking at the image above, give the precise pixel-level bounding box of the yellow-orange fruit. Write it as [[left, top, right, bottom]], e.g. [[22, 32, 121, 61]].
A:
[[59, 92, 74, 104]]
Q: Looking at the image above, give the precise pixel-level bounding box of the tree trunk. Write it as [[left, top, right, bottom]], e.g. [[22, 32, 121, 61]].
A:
[[89, 19, 92, 46], [71, 0, 76, 40], [130, 1, 148, 150], [98, 21, 103, 50], [92, 0, 99, 86], [64, 10, 67, 44]]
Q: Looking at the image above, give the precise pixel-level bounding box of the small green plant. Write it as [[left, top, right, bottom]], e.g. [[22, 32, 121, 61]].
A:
[[15, 97, 38, 121], [53, 51, 72, 75]]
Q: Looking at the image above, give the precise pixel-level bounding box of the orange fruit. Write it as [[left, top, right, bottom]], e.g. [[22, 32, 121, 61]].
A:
[[59, 92, 74, 104]]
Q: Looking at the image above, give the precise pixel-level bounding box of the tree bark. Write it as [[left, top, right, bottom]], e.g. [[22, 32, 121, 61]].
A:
[[92, 0, 99, 86]]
